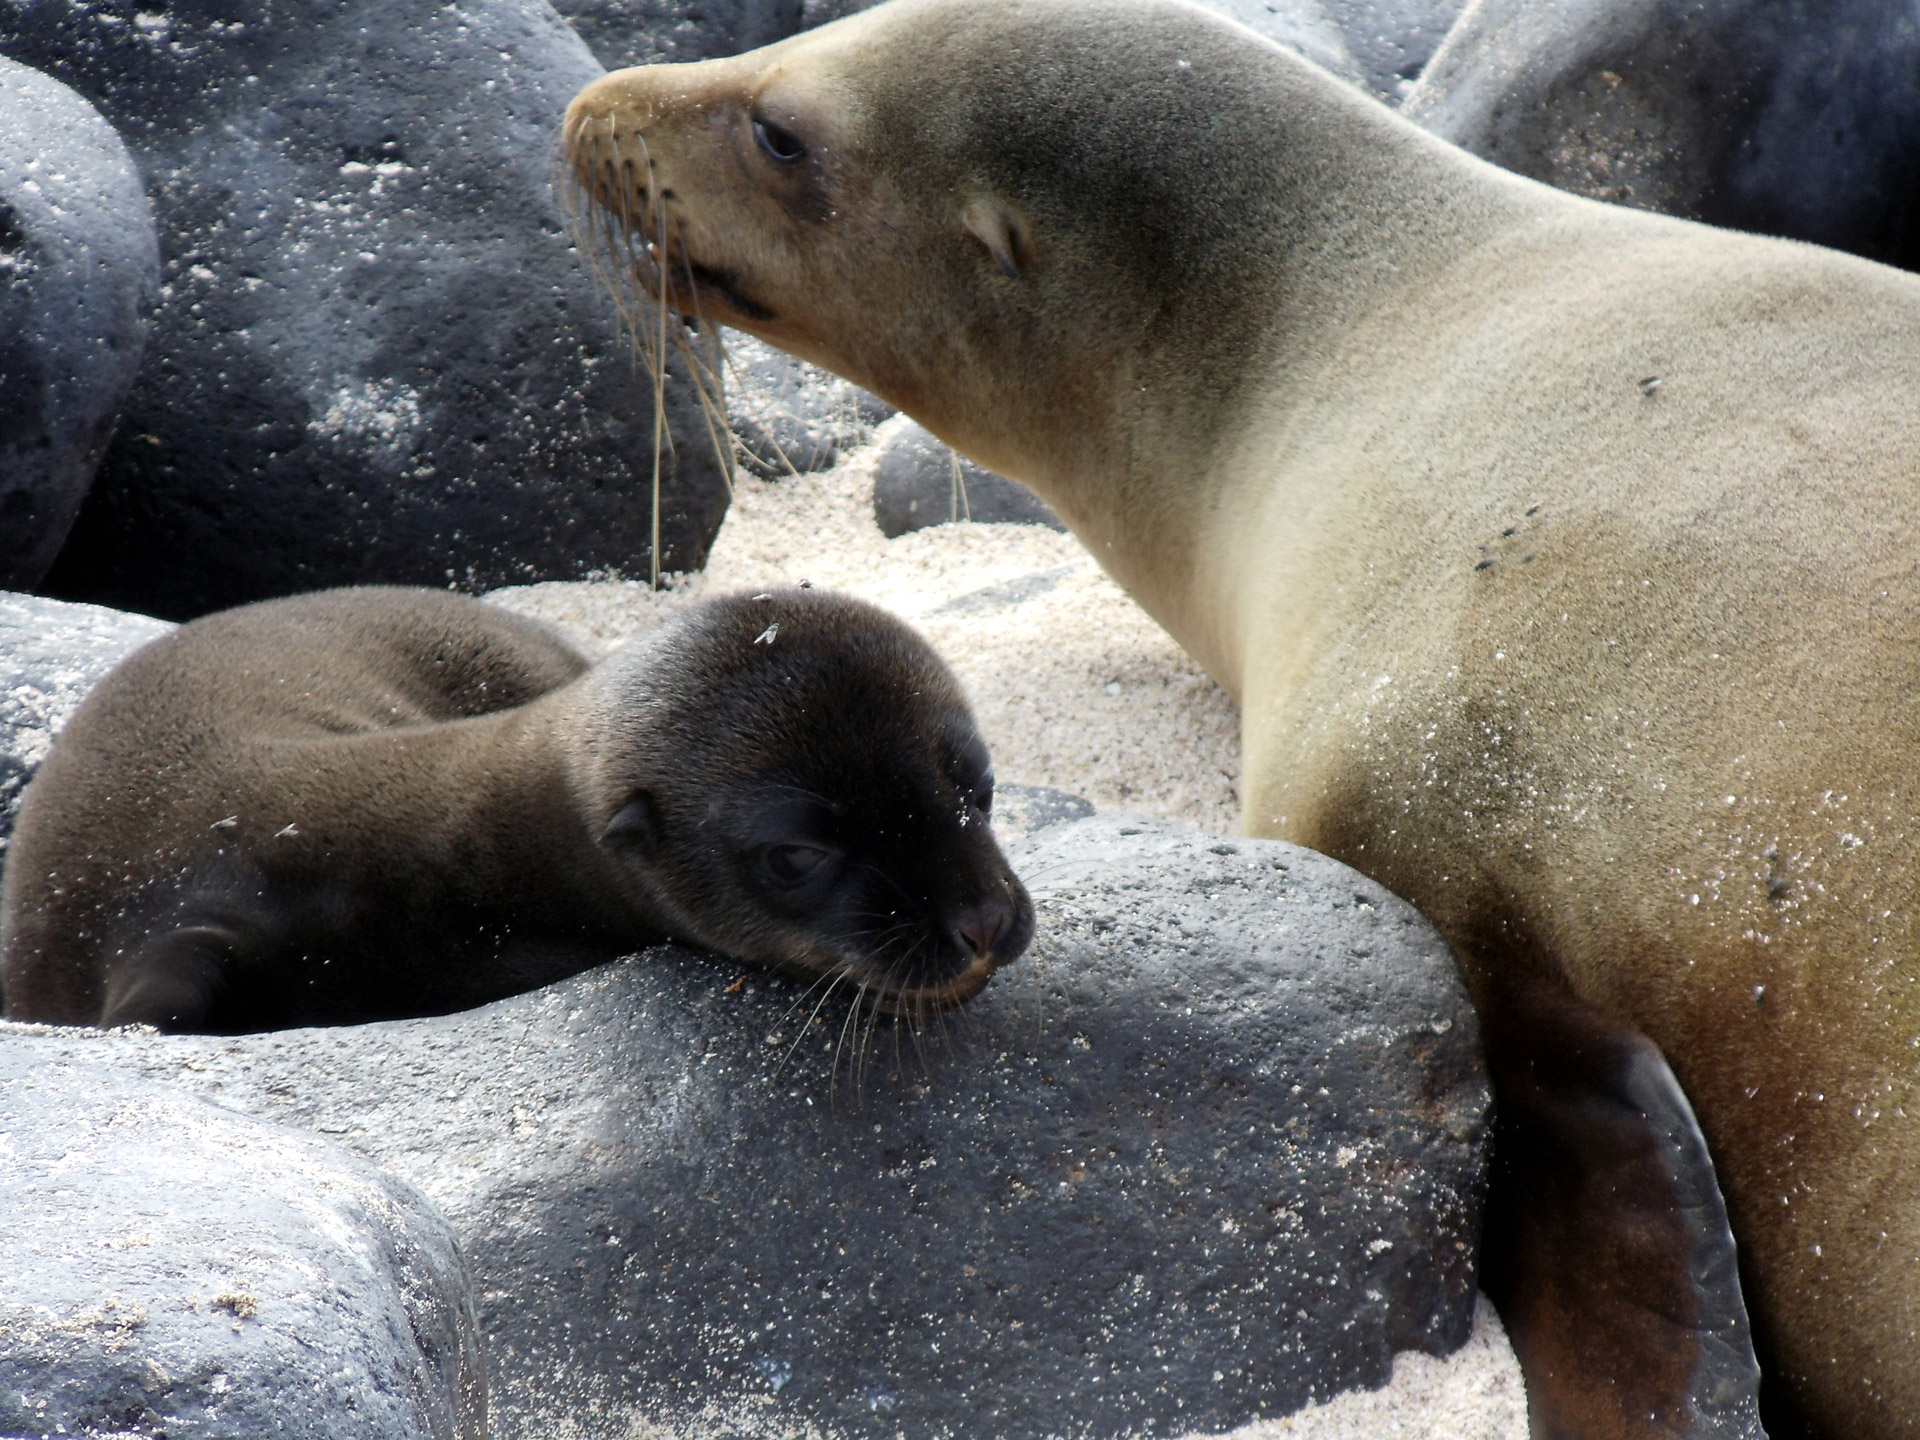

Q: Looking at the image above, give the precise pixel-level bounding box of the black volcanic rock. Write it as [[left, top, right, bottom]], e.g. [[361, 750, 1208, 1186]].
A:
[[2, 0, 730, 620], [0, 56, 157, 590], [1405, 0, 1920, 272], [0, 1044, 485, 1440], [0, 815, 1490, 1439]]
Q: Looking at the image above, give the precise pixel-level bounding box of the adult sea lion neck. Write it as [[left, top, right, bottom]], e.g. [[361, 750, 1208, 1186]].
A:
[[562, 0, 1536, 683]]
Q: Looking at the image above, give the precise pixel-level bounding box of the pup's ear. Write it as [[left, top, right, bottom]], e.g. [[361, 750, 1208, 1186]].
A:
[[963, 193, 1034, 279], [602, 790, 662, 852]]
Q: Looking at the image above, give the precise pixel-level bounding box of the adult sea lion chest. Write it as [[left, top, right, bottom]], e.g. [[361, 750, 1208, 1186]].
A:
[[560, 2, 1920, 1436]]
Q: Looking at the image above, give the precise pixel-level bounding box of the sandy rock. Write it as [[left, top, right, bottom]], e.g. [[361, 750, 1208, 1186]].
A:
[[871, 415, 1066, 536], [1, 0, 729, 620], [0, 591, 171, 865], [0, 57, 157, 590], [1404, 0, 1920, 272], [0, 815, 1487, 1439], [0, 1044, 485, 1440]]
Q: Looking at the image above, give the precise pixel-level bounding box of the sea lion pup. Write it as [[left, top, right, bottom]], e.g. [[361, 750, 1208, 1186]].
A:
[[0, 586, 1032, 1034], [563, 3, 1920, 1436]]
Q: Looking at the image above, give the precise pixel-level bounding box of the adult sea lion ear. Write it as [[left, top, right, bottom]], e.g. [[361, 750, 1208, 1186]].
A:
[[602, 791, 662, 851], [962, 193, 1033, 279]]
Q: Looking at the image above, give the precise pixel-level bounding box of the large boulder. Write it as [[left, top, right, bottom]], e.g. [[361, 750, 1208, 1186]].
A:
[[1404, 0, 1920, 272], [0, 815, 1490, 1439], [0, 591, 171, 866], [1, 0, 730, 621], [0, 56, 157, 591], [0, 1043, 485, 1440]]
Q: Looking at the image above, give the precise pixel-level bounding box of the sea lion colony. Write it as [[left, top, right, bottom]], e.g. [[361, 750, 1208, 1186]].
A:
[[0, 586, 1032, 1034], [562, 1, 1920, 1435]]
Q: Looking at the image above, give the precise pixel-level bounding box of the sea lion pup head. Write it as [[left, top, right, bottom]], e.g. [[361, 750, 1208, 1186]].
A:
[[585, 588, 1033, 1009], [561, 0, 1307, 517]]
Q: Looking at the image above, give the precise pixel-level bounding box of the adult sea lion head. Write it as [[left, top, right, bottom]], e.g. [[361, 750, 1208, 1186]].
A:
[[584, 587, 1033, 1010], [561, 0, 1314, 541]]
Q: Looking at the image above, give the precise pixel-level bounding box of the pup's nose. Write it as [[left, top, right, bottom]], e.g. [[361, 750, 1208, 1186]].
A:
[[950, 898, 1011, 964]]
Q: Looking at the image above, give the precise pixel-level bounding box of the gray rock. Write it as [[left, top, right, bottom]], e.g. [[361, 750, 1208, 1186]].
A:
[[2, 0, 730, 621], [1317, 0, 1471, 101], [991, 782, 1095, 842], [0, 815, 1489, 1439], [1404, 0, 1920, 271], [0, 1044, 484, 1440], [553, 0, 804, 69], [0, 591, 171, 866], [726, 330, 892, 479], [0, 57, 158, 590], [872, 418, 1067, 536]]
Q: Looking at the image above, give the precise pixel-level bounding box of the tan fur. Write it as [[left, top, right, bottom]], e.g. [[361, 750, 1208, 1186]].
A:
[[563, 2, 1920, 1432]]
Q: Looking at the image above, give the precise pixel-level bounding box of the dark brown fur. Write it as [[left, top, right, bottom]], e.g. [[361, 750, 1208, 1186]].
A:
[[0, 586, 1031, 1033]]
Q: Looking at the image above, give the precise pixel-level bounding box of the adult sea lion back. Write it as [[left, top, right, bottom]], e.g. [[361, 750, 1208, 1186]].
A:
[[563, 2, 1920, 1435]]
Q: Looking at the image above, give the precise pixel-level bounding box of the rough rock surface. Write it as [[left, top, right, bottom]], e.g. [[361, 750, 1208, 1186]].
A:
[[872, 416, 1067, 537], [1404, 0, 1920, 271], [0, 815, 1488, 1439], [1, 0, 730, 620], [0, 591, 171, 865], [0, 1044, 485, 1440], [1318, 0, 1470, 100], [727, 331, 892, 479], [553, 0, 803, 69], [0, 55, 158, 591]]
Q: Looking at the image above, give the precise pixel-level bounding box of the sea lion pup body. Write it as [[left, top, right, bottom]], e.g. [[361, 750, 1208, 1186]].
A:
[[565, 3, 1920, 1435], [0, 586, 1031, 1033]]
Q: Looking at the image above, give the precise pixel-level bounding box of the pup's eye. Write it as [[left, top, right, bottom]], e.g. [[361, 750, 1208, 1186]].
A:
[[753, 118, 808, 165], [764, 843, 829, 884], [971, 769, 995, 817]]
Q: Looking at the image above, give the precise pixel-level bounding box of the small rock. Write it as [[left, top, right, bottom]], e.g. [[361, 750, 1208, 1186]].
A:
[[0, 591, 172, 866], [726, 330, 892, 478], [552, 0, 804, 69], [0, 56, 157, 589], [0, 1045, 485, 1440], [872, 416, 1067, 536], [2, 0, 730, 620], [1404, 0, 1920, 271], [2, 814, 1489, 1439]]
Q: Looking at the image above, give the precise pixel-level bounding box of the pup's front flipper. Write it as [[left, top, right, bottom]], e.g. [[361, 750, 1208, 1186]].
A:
[[1480, 976, 1766, 1440], [100, 925, 239, 1032]]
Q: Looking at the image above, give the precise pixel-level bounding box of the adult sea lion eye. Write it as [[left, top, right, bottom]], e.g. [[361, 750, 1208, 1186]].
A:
[[753, 118, 807, 165], [763, 842, 829, 885]]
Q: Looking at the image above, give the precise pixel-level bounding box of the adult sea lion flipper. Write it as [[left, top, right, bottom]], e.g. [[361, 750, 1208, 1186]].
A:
[[1480, 973, 1765, 1439]]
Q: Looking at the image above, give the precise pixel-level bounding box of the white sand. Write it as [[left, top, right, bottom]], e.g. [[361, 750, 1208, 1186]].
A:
[[488, 446, 1527, 1439]]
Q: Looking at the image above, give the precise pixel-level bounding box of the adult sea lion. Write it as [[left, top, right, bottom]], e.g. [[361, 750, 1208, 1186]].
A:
[[0, 586, 1031, 1033], [561, 3, 1920, 1435]]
